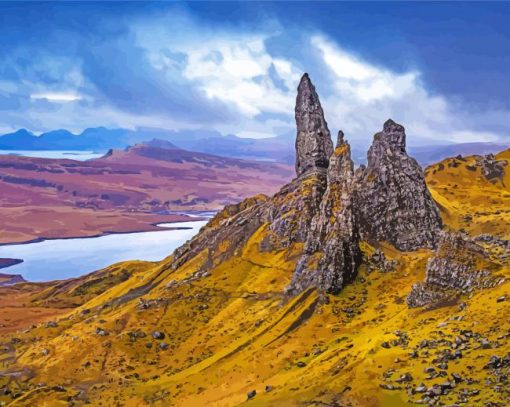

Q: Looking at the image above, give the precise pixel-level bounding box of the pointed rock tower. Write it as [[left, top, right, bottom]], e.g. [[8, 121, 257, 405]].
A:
[[355, 119, 442, 251], [287, 130, 362, 295], [295, 73, 334, 177]]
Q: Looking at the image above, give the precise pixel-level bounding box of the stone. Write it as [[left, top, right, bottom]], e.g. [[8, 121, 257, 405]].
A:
[[95, 328, 108, 336], [152, 331, 165, 340], [395, 373, 413, 383], [451, 373, 462, 383], [247, 390, 256, 399], [414, 384, 427, 393], [295, 73, 334, 177], [355, 119, 442, 251]]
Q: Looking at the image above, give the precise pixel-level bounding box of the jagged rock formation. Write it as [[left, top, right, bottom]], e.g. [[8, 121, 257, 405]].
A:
[[287, 131, 361, 295], [476, 153, 507, 181], [169, 77, 446, 298], [407, 231, 502, 307], [169, 74, 359, 295], [355, 119, 442, 251], [295, 73, 334, 177]]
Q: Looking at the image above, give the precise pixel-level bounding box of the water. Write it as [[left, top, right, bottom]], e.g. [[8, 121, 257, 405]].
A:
[[0, 220, 207, 282], [0, 150, 104, 160]]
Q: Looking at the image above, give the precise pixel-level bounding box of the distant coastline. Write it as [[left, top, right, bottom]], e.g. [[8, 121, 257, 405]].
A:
[[0, 258, 23, 269]]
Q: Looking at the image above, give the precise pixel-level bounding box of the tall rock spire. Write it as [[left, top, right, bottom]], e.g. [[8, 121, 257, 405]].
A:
[[295, 73, 334, 177]]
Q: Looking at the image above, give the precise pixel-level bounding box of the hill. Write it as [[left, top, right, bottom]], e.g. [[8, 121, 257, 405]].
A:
[[0, 143, 293, 244], [0, 75, 508, 407]]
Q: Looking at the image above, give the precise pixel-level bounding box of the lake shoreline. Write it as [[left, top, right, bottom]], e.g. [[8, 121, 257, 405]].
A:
[[0, 216, 208, 248], [0, 218, 210, 282]]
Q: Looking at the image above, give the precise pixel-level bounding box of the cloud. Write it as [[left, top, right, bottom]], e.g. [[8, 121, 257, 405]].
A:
[[310, 35, 501, 145], [30, 92, 82, 102], [132, 14, 299, 138]]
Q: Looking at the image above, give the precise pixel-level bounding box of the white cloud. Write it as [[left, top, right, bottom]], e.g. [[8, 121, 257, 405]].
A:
[[165, 36, 295, 118], [30, 92, 82, 102], [311, 35, 501, 145]]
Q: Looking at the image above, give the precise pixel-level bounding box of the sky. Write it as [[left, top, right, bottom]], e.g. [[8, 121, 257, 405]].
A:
[[1, 1, 510, 147]]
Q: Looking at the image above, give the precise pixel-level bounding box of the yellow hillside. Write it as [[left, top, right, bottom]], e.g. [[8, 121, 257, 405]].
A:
[[425, 149, 510, 238], [0, 151, 509, 407]]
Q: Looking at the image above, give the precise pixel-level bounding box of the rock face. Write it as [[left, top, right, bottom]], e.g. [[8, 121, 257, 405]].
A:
[[295, 73, 334, 177], [407, 232, 501, 307], [355, 120, 442, 251], [287, 131, 361, 295]]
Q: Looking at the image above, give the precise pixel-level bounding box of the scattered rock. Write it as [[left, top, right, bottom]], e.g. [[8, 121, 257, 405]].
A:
[[152, 331, 165, 340], [395, 373, 413, 383], [95, 328, 109, 336]]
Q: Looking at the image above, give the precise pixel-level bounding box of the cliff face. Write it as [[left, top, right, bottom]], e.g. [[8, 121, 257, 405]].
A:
[[355, 119, 442, 251]]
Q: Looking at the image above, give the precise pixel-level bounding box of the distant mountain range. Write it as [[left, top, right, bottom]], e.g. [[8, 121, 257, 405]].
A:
[[0, 127, 507, 166], [0, 128, 295, 164]]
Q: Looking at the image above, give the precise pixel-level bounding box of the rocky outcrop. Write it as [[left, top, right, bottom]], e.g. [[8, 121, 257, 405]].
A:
[[295, 73, 334, 177], [355, 120, 442, 251], [366, 249, 397, 274], [407, 232, 502, 308], [287, 131, 361, 295], [476, 153, 507, 181]]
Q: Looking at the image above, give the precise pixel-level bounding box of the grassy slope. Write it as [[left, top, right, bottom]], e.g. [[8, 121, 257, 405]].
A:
[[0, 151, 509, 406], [425, 150, 510, 238]]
